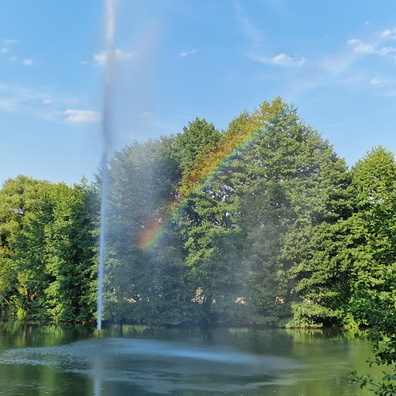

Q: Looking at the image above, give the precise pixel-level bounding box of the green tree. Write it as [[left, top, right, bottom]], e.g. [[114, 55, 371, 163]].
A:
[[102, 138, 194, 325], [41, 182, 98, 321], [174, 117, 221, 182], [350, 175, 396, 393], [172, 115, 251, 324], [230, 98, 348, 326], [169, 98, 349, 326], [290, 146, 396, 327], [348, 146, 396, 294], [13, 181, 98, 321], [0, 176, 52, 316]]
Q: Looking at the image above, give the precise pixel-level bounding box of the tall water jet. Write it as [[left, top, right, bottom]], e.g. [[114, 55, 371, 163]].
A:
[[97, 0, 117, 332]]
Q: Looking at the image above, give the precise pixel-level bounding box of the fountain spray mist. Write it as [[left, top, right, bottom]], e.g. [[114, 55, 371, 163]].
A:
[[97, 0, 117, 331]]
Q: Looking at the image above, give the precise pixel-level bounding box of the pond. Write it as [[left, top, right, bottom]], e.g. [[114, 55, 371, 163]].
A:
[[0, 322, 381, 395]]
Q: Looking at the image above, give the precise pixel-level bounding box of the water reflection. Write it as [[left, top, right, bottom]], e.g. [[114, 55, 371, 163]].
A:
[[0, 323, 378, 396], [1, 337, 303, 394]]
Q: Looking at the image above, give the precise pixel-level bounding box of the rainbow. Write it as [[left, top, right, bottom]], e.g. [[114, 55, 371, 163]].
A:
[[136, 101, 281, 252], [138, 28, 396, 251]]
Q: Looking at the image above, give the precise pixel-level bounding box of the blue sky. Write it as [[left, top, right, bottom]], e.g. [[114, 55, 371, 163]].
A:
[[1, 0, 396, 186]]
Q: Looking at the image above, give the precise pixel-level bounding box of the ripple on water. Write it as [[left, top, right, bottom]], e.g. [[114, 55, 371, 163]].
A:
[[0, 338, 304, 394]]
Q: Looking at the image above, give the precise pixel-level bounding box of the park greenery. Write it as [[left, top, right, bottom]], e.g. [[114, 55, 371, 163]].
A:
[[3, 96, 396, 392], [0, 98, 395, 348]]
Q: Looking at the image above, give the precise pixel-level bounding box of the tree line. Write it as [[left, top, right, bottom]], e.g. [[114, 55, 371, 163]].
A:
[[0, 97, 395, 330]]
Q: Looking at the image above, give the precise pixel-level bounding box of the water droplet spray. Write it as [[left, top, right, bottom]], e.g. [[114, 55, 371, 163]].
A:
[[97, 0, 117, 332]]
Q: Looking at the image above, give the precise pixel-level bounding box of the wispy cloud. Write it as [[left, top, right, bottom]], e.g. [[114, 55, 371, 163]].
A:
[[179, 49, 197, 57], [347, 38, 375, 54], [0, 39, 18, 58], [2, 39, 19, 45], [0, 82, 99, 126], [377, 46, 396, 56], [0, 39, 36, 66], [234, 3, 265, 53], [234, 1, 276, 67], [63, 109, 100, 123], [347, 28, 396, 60], [381, 27, 396, 40], [94, 49, 139, 66], [234, 3, 306, 68], [0, 83, 51, 114]]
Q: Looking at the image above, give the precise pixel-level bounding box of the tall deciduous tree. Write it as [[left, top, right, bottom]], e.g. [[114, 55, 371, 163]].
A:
[[13, 181, 98, 321], [0, 176, 52, 315], [41, 182, 98, 321]]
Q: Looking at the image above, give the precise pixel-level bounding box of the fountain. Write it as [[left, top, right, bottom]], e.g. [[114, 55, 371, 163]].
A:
[[0, 3, 377, 395], [97, 0, 117, 332]]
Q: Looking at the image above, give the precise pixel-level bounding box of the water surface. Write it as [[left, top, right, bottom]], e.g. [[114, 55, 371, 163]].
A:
[[0, 322, 380, 395]]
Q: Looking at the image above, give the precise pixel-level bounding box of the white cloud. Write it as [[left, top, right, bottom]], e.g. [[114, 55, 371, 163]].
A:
[[347, 33, 396, 62], [0, 39, 19, 60], [234, 3, 264, 49], [271, 53, 306, 67], [234, 3, 306, 68], [0, 81, 101, 127], [179, 49, 197, 57], [272, 53, 288, 64], [370, 78, 383, 85], [381, 27, 396, 39], [2, 39, 19, 44], [354, 43, 375, 54], [347, 38, 360, 45], [347, 39, 375, 54], [94, 49, 138, 66], [22, 59, 33, 65], [378, 46, 396, 56], [64, 109, 101, 123], [0, 83, 50, 114]]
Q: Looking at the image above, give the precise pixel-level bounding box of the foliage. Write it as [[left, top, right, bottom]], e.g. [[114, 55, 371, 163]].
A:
[[228, 98, 348, 325], [350, 273, 396, 395], [0, 99, 395, 337], [0, 177, 98, 321], [102, 138, 196, 325], [0, 176, 52, 315], [287, 147, 396, 328], [349, 158, 396, 393]]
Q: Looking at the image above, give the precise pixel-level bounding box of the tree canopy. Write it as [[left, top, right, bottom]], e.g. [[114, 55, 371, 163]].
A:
[[0, 98, 394, 338]]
